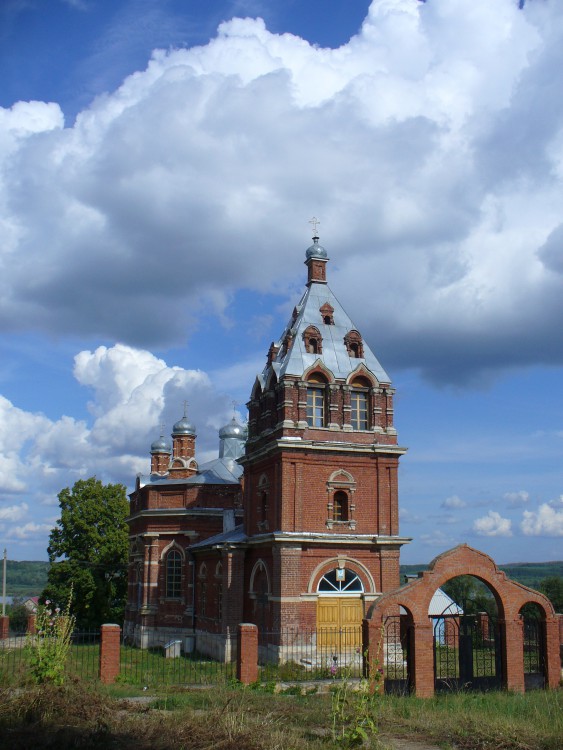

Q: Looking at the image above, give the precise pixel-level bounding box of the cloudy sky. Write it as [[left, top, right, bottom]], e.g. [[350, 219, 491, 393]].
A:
[[1, 0, 562, 564]]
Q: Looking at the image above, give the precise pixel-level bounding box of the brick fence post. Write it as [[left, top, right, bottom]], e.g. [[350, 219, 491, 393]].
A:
[[99, 624, 121, 684], [27, 614, 36, 635], [0, 615, 9, 640], [237, 623, 258, 685]]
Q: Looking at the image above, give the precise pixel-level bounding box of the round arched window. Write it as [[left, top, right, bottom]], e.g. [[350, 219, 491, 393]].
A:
[[317, 568, 363, 594]]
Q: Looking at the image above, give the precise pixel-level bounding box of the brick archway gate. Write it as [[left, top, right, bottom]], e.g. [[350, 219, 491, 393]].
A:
[[363, 545, 561, 697]]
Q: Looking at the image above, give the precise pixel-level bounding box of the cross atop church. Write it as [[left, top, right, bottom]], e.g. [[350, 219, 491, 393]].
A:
[[309, 216, 320, 237], [183, 400, 189, 417], [160, 422, 166, 436]]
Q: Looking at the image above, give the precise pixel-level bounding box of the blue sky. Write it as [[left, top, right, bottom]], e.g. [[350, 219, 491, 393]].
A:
[[0, 0, 562, 564]]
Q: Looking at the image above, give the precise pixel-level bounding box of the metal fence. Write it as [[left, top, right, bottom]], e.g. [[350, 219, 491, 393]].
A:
[[0, 630, 100, 685], [258, 626, 364, 682], [119, 640, 235, 686]]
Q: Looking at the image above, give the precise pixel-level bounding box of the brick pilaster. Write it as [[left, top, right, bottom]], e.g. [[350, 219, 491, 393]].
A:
[[545, 615, 562, 689], [0, 615, 9, 639], [237, 623, 258, 684], [502, 618, 525, 693], [99, 624, 121, 684], [411, 621, 434, 698], [27, 614, 36, 635]]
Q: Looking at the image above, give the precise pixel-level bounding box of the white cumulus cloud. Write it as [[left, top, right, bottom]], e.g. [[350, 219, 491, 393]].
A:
[[472, 511, 512, 537], [0, 0, 561, 383], [521, 496, 563, 537], [504, 490, 530, 506]]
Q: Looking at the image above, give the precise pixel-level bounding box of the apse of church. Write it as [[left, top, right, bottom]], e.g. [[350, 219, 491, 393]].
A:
[[124, 232, 409, 656]]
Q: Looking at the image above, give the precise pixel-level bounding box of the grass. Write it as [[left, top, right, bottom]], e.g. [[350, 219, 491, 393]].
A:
[[0, 679, 560, 750]]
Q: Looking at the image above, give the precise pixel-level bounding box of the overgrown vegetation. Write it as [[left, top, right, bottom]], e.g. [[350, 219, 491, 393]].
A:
[[27, 591, 75, 685], [0, 681, 560, 750]]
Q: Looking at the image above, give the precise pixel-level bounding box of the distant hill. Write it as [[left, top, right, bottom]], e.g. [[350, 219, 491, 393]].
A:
[[4, 560, 50, 598], [400, 561, 563, 590]]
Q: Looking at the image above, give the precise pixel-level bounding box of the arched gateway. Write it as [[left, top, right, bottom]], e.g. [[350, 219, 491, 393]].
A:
[[365, 545, 560, 697]]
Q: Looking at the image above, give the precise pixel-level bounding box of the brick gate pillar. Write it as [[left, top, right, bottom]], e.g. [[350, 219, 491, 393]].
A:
[[545, 615, 562, 689], [501, 618, 525, 693], [237, 623, 259, 684], [27, 614, 36, 635], [411, 620, 434, 698], [0, 615, 9, 640], [99, 624, 121, 684]]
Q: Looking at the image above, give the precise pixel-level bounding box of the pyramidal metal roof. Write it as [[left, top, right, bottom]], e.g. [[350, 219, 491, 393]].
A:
[[264, 280, 391, 384]]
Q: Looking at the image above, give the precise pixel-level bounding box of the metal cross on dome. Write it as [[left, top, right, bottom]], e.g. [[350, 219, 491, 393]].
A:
[[160, 422, 166, 436], [309, 216, 320, 237]]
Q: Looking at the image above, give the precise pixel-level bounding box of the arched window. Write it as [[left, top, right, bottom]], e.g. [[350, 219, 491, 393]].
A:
[[318, 568, 364, 593], [333, 490, 349, 522], [306, 373, 327, 427], [350, 376, 370, 430], [166, 549, 182, 598]]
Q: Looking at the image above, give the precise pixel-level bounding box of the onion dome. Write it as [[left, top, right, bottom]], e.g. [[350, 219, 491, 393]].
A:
[[219, 416, 247, 440], [172, 403, 196, 435], [150, 434, 171, 454], [172, 415, 196, 435], [305, 236, 328, 260]]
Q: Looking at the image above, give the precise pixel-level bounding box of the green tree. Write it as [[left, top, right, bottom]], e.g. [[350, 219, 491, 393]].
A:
[[43, 477, 129, 629], [539, 576, 563, 613], [7, 598, 29, 632], [441, 575, 496, 615]]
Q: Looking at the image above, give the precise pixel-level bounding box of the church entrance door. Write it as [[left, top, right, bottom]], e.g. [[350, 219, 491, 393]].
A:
[[316, 568, 364, 649]]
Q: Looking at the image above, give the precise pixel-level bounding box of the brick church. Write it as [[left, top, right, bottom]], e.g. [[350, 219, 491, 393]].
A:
[[124, 233, 410, 657]]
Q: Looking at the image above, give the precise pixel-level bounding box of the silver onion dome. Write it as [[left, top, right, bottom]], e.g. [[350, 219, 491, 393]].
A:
[[305, 236, 328, 260], [172, 416, 196, 435], [219, 416, 247, 440], [150, 435, 172, 454]]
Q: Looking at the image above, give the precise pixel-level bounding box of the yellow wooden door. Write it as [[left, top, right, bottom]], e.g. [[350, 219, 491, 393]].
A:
[[317, 597, 363, 648]]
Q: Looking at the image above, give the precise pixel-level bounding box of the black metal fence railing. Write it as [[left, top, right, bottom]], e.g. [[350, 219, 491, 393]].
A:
[[383, 615, 409, 694], [258, 626, 363, 682], [119, 639, 235, 687], [0, 630, 101, 685]]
